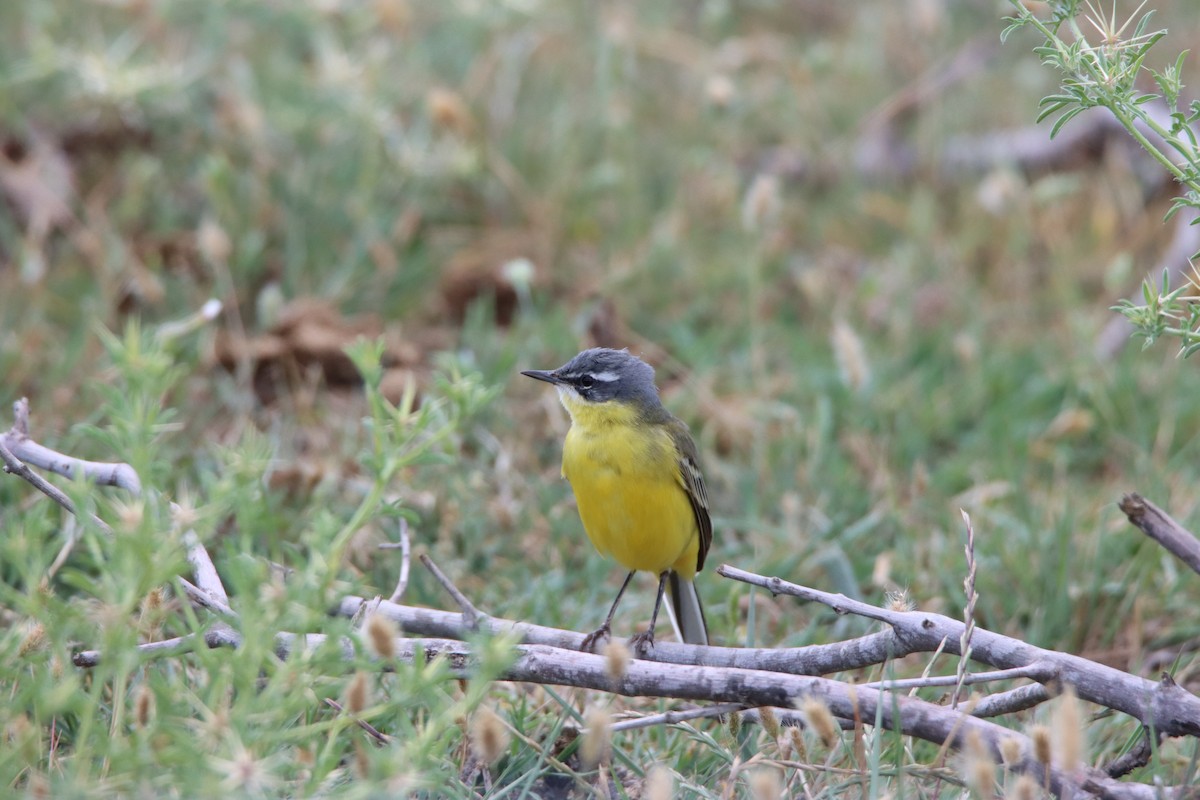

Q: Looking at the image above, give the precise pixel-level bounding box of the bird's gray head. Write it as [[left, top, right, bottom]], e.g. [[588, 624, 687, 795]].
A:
[[521, 348, 661, 408]]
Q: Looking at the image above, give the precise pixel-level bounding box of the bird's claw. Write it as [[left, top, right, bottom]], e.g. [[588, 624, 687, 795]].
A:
[[580, 625, 612, 653], [627, 631, 655, 657]]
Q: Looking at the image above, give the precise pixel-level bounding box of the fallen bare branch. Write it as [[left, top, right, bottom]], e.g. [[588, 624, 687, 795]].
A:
[[1119, 492, 1200, 578], [717, 565, 1200, 739], [335, 594, 903, 674], [77, 631, 1191, 800], [4, 398, 142, 495], [71, 626, 242, 668], [0, 437, 112, 535]]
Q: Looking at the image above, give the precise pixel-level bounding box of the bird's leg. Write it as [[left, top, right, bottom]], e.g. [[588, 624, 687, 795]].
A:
[[627, 571, 669, 657], [581, 571, 636, 653]]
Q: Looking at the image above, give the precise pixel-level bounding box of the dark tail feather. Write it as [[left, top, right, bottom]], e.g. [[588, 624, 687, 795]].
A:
[[666, 572, 709, 646]]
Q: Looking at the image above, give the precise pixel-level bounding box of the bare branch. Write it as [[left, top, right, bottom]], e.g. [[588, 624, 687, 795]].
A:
[[70, 626, 242, 668], [864, 665, 1051, 692], [419, 553, 482, 630], [5, 398, 142, 495], [1119, 492, 1200, 578], [178, 578, 236, 620], [610, 703, 746, 733], [1104, 729, 1154, 779], [717, 565, 1200, 739], [178, 517, 229, 604], [335, 594, 903, 674], [0, 437, 112, 535], [80, 631, 1190, 800], [970, 683, 1052, 718], [379, 518, 411, 604]]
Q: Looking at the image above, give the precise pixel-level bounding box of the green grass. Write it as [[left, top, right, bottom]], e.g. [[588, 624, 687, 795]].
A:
[[3, 0, 1200, 796]]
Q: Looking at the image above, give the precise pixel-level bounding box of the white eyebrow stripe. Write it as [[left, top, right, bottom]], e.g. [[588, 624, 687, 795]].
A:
[[589, 371, 619, 383]]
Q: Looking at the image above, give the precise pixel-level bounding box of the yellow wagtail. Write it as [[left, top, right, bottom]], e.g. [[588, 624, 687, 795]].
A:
[[522, 347, 711, 652]]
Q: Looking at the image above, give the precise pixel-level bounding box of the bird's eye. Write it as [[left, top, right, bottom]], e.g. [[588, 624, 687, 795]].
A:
[[579, 375, 595, 389]]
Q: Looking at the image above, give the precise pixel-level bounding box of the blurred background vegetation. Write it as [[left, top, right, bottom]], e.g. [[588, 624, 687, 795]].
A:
[[2, 0, 1199, 796]]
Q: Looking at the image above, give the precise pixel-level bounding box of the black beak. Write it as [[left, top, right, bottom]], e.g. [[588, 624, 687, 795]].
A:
[[521, 369, 561, 385]]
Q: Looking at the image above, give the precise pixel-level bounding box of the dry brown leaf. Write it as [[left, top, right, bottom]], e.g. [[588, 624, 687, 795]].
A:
[[0, 133, 75, 241], [212, 297, 428, 405], [439, 227, 546, 326]]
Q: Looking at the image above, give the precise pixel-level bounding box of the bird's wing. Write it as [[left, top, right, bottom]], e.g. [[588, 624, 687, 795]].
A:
[[668, 417, 712, 573]]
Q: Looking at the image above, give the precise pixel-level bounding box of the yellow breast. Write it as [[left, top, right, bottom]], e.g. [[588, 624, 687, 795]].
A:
[[559, 398, 700, 578]]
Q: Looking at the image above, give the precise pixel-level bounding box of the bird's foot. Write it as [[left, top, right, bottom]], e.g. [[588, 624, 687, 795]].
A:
[[627, 630, 656, 657], [580, 625, 612, 653]]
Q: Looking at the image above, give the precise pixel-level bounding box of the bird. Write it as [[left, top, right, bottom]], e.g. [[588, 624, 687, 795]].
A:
[[521, 347, 711, 653]]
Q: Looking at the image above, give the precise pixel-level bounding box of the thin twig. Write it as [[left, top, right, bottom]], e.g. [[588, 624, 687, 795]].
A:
[[379, 518, 412, 604], [46, 517, 81, 579], [610, 702, 748, 732], [179, 578, 237, 619], [865, 665, 1050, 691], [323, 698, 392, 746], [419, 553, 483, 630]]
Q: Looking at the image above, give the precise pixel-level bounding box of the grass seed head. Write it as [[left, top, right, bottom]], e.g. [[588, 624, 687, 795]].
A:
[[726, 709, 743, 738], [741, 173, 781, 232], [758, 706, 780, 741], [17, 622, 46, 657], [799, 697, 839, 749], [1051, 684, 1085, 769], [134, 684, 156, 729], [346, 670, 369, 715], [470, 705, 510, 765], [364, 613, 398, 660], [1030, 725, 1052, 767], [1008, 773, 1039, 800], [581, 705, 612, 767], [999, 736, 1022, 767], [643, 765, 674, 800], [962, 728, 995, 798], [749, 767, 782, 800], [604, 639, 631, 684], [832, 319, 872, 393]]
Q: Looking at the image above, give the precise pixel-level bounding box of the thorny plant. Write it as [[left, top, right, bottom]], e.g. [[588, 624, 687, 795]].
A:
[[1005, 0, 1200, 355]]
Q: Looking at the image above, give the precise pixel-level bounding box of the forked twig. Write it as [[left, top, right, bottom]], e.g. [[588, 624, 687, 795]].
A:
[[420, 553, 483, 630], [0, 438, 113, 535], [4, 398, 142, 495]]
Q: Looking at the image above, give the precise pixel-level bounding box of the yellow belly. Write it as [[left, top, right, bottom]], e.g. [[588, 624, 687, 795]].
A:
[[562, 421, 700, 578]]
